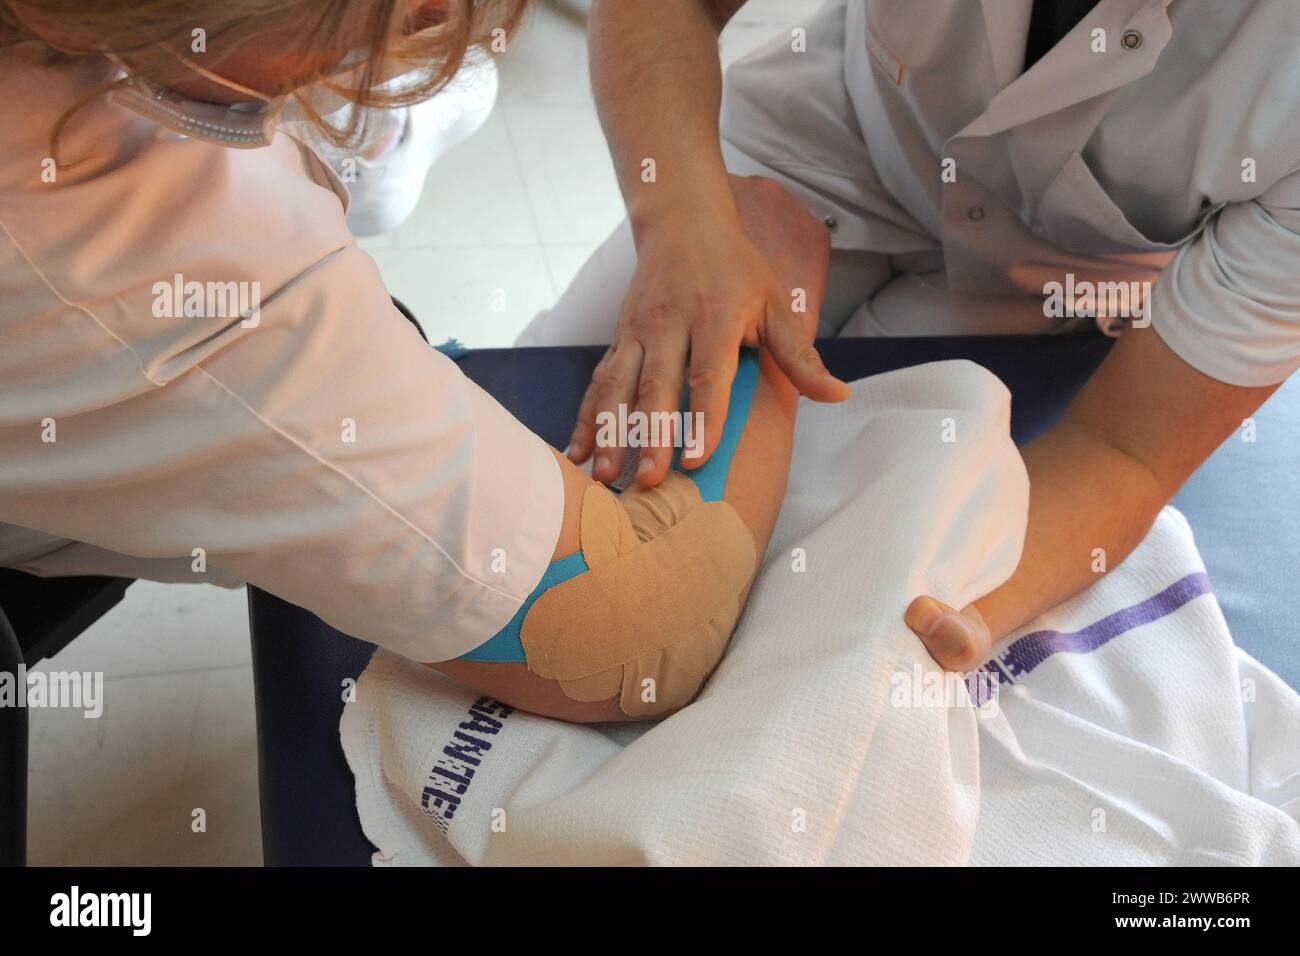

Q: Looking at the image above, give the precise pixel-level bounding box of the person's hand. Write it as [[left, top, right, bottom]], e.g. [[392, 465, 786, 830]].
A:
[[566, 174, 849, 487], [904, 596, 993, 672]]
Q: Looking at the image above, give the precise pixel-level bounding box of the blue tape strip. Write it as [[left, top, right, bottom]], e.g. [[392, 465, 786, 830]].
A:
[[674, 348, 760, 502], [457, 550, 588, 662], [434, 338, 469, 360]]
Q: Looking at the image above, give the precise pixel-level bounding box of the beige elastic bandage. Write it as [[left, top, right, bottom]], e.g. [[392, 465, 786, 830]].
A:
[[520, 471, 756, 717]]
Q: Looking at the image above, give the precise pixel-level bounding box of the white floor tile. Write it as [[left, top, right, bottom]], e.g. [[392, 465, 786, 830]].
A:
[[173, 665, 262, 865], [37, 581, 249, 679], [361, 112, 542, 251], [499, 1, 594, 107], [503, 104, 624, 246], [27, 664, 259, 865], [367, 244, 557, 346]]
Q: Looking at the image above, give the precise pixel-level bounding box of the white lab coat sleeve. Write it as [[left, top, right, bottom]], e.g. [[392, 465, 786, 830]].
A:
[[0, 230, 562, 663], [1150, 170, 1300, 388], [0, 129, 562, 663]]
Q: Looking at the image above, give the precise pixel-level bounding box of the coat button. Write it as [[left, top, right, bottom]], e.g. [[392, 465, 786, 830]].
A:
[[1122, 30, 1143, 50], [824, 215, 838, 232], [968, 206, 985, 221]]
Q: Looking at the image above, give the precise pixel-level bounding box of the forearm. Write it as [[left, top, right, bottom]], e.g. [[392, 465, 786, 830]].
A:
[[969, 420, 1168, 641], [555, 351, 794, 561], [910, 324, 1279, 669], [588, 0, 741, 238], [713, 349, 799, 561]]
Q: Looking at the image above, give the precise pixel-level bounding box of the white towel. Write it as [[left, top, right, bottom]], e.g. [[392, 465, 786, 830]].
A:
[[340, 360, 1300, 866], [969, 508, 1300, 865]]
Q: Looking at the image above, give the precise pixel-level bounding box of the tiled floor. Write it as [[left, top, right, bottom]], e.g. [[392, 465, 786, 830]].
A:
[[25, 0, 824, 866]]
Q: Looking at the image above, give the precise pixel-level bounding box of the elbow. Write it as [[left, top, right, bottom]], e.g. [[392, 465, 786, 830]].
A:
[[436, 472, 757, 722]]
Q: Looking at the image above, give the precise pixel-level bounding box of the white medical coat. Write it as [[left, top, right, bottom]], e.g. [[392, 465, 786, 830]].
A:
[[0, 43, 561, 662], [718, 0, 1300, 385]]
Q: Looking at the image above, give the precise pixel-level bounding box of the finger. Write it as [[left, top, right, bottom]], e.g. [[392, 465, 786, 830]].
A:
[[904, 596, 992, 672], [589, 335, 643, 484], [761, 299, 850, 403], [566, 374, 602, 465], [682, 322, 742, 470], [633, 329, 690, 487]]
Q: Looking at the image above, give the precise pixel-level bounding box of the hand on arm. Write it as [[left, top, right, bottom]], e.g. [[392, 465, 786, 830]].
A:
[[905, 323, 1279, 671]]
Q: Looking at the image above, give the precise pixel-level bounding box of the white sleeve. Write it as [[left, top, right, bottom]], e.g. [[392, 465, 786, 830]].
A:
[[1150, 170, 1300, 387], [0, 111, 561, 663]]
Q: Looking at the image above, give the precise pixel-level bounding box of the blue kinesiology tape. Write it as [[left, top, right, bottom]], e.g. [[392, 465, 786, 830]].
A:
[[457, 349, 760, 663], [674, 348, 759, 502], [458, 550, 588, 662]]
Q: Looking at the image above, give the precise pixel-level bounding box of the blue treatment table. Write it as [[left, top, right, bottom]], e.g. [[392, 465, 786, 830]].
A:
[[247, 335, 1300, 865]]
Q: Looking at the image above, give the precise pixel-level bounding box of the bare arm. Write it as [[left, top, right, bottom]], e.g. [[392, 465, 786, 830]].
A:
[[906, 323, 1279, 669], [589, 0, 743, 243], [434, 357, 796, 721]]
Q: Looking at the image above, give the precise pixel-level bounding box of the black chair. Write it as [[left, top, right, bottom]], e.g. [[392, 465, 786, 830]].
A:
[[0, 604, 25, 868], [0, 572, 133, 866]]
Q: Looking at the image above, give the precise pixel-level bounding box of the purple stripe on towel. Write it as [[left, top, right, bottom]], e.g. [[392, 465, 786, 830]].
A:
[[965, 572, 1212, 705]]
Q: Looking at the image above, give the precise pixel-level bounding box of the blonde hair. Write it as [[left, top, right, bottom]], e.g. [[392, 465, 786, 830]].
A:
[[1, 0, 528, 154]]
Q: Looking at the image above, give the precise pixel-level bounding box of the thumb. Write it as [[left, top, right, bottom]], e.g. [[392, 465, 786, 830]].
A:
[[761, 300, 849, 403], [904, 596, 992, 672]]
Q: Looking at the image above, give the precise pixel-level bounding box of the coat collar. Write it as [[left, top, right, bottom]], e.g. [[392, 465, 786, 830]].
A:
[[959, 0, 1176, 140]]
